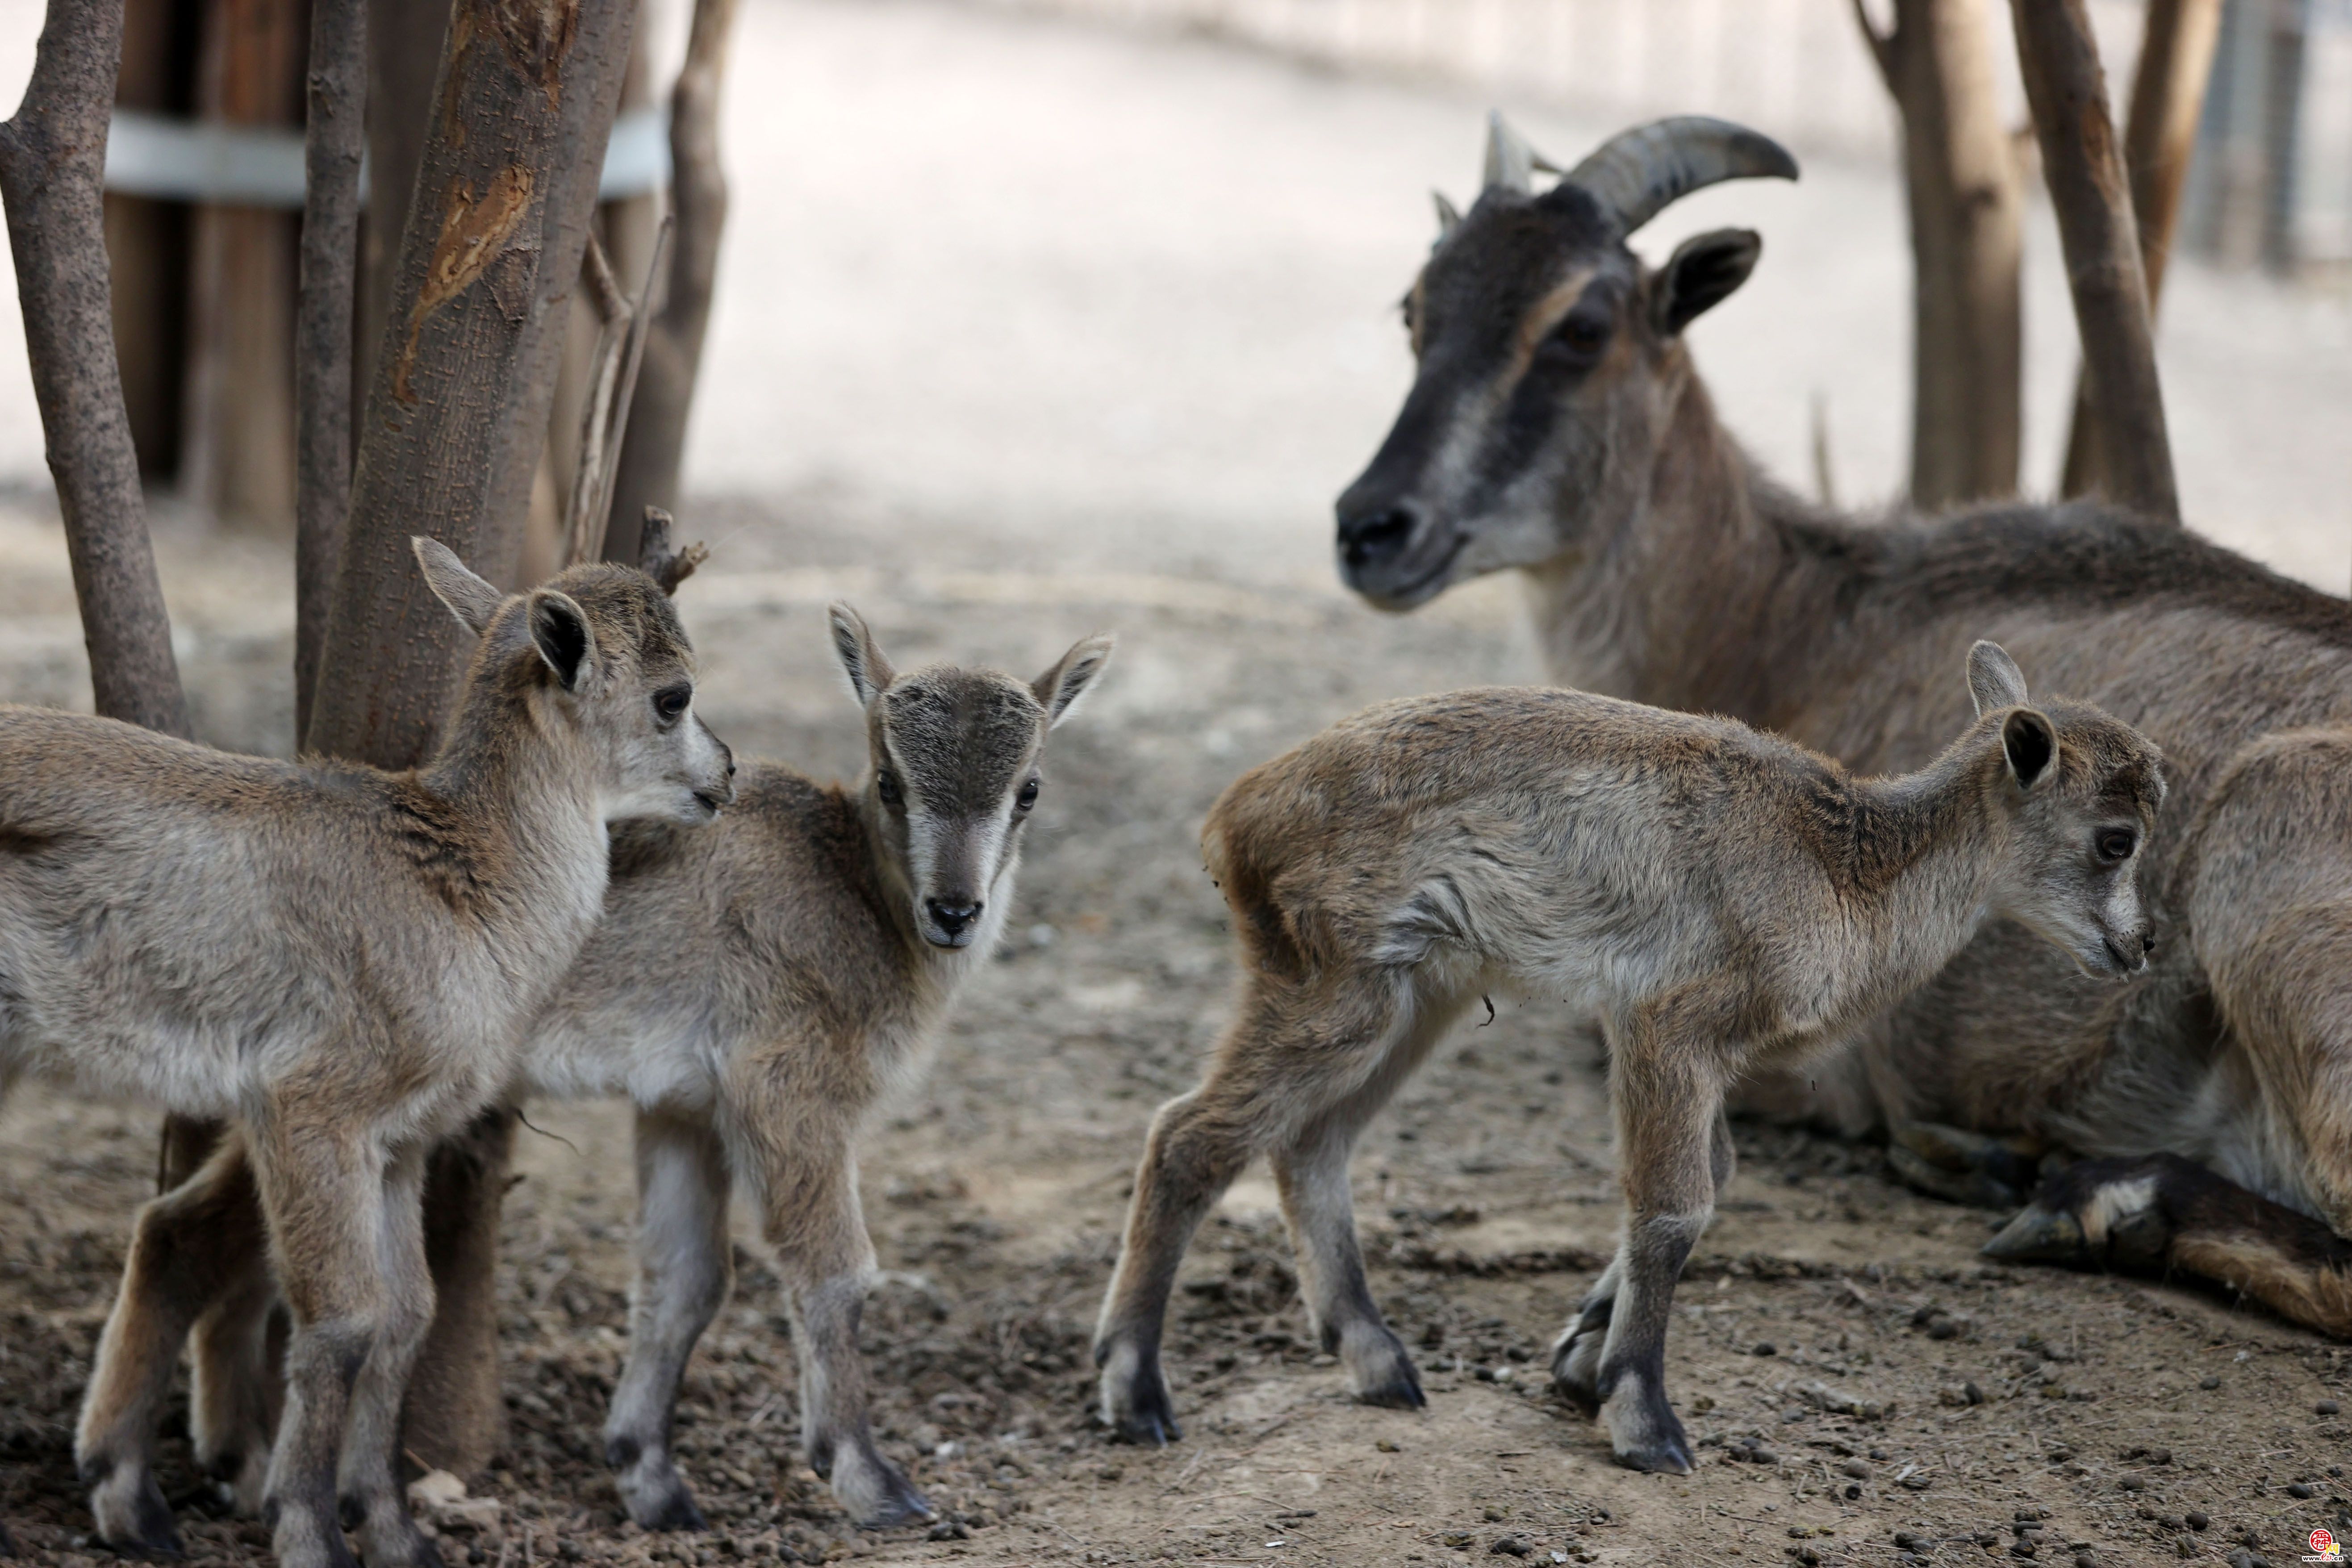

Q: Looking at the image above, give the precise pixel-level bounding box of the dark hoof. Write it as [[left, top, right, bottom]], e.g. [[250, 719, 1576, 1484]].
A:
[[1612, 1429, 1695, 1475], [637, 1488, 708, 1535], [337, 1495, 366, 1532], [1982, 1201, 2085, 1263], [1983, 1155, 2180, 1274], [0, 1518, 14, 1558], [1104, 1358, 1183, 1446], [96, 1471, 185, 1558], [1549, 1317, 1608, 1417], [1357, 1363, 1427, 1410], [857, 1477, 934, 1530]]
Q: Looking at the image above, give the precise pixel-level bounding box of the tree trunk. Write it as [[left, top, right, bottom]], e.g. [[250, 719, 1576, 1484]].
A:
[[0, 0, 194, 740], [1852, 0, 2022, 511], [2059, 0, 2222, 497], [306, 0, 640, 765], [294, 0, 363, 736], [603, 0, 737, 564], [299, 0, 639, 1476], [2013, 0, 2180, 523]]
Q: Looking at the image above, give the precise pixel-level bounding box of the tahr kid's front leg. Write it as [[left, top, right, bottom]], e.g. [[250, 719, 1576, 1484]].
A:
[[605, 1108, 735, 1532]]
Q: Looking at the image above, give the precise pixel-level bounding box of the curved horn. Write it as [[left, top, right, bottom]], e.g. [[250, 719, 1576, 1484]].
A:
[[1562, 116, 1798, 236], [1481, 110, 1559, 194]]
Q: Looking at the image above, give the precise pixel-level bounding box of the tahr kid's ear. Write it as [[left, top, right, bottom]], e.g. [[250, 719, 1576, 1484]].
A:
[[1968, 640, 2031, 717], [829, 602, 896, 711], [2002, 709, 2056, 791], [526, 590, 595, 691], [1652, 228, 1762, 337], [414, 536, 503, 636], [1032, 632, 1116, 728]]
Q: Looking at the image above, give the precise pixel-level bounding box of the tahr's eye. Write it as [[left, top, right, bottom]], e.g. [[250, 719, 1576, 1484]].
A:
[[2097, 828, 2137, 862], [876, 771, 903, 809], [1547, 311, 1611, 362], [652, 684, 691, 723], [1015, 778, 1041, 814]]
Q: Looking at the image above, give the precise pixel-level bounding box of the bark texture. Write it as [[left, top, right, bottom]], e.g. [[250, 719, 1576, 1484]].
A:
[[1853, 0, 2023, 510], [2012, 0, 2179, 522], [2059, 0, 2222, 497], [354, 0, 445, 409], [602, 0, 737, 564], [306, 0, 640, 765], [0, 0, 193, 739], [294, 0, 365, 736]]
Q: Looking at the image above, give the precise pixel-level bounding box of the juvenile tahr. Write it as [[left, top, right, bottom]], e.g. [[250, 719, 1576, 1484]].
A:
[[75, 605, 1112, 1536], [1094, 643, 2162, 1472], [5, 537, 734, 1568]]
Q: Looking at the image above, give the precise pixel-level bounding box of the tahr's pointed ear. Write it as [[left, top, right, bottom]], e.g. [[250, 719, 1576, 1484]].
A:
[[638, 506, 710, 596], [413, 536, 503, 636], [526, 590, 596, 691], [1032, 632, 1115, 728], [829, 602, 895, 711], [1968, 640, 2031, 717], [1652, 227, 1762, 337], [2002, 708, 2056, 791]]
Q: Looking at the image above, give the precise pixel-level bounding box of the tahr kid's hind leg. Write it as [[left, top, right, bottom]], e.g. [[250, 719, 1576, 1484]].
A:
[[1094, 971, 1404, 1444], [1270, 987, 1468, 1410], [1558, 993, 1733, 1475], [604, 1108, 734, 1532], [77, 1131, 272, 1554]]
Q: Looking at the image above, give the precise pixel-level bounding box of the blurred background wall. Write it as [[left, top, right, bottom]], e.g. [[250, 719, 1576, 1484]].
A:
[[0, 0, 2342, 606]]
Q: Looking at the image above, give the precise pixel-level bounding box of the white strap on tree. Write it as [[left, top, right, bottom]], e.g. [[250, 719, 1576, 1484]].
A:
[[103, 105, 670, 207]]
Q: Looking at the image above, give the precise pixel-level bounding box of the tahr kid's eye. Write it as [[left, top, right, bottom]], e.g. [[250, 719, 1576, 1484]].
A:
[[1015, 778, 1041, 814], [2097, 828, 2137, 863], [876, 771, 903, 809], [652, 684, 691, 724]]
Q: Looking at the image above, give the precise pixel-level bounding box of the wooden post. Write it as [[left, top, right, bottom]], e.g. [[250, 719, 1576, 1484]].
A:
[[0, 0, 195, 740], [108, 0, 196, 479], [1851, 0, 2023, 511], [183, 0, 306, 533], [2012, 0, 2179, 523], [2059, 0, 2222, 497]]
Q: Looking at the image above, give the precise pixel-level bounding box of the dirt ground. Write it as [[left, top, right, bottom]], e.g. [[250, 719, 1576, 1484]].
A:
[[6, 498, 2352, 1568]]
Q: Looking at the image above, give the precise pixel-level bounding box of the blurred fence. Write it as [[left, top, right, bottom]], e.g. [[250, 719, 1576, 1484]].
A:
[[962, 0, 2352, 269]]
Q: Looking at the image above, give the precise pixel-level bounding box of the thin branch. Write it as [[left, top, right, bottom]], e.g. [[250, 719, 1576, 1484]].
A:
[[295, 0, 366, 738], [2012, 0, 2177, 522], [562, 217, 671, 568], [0, 0, 192, 739]]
